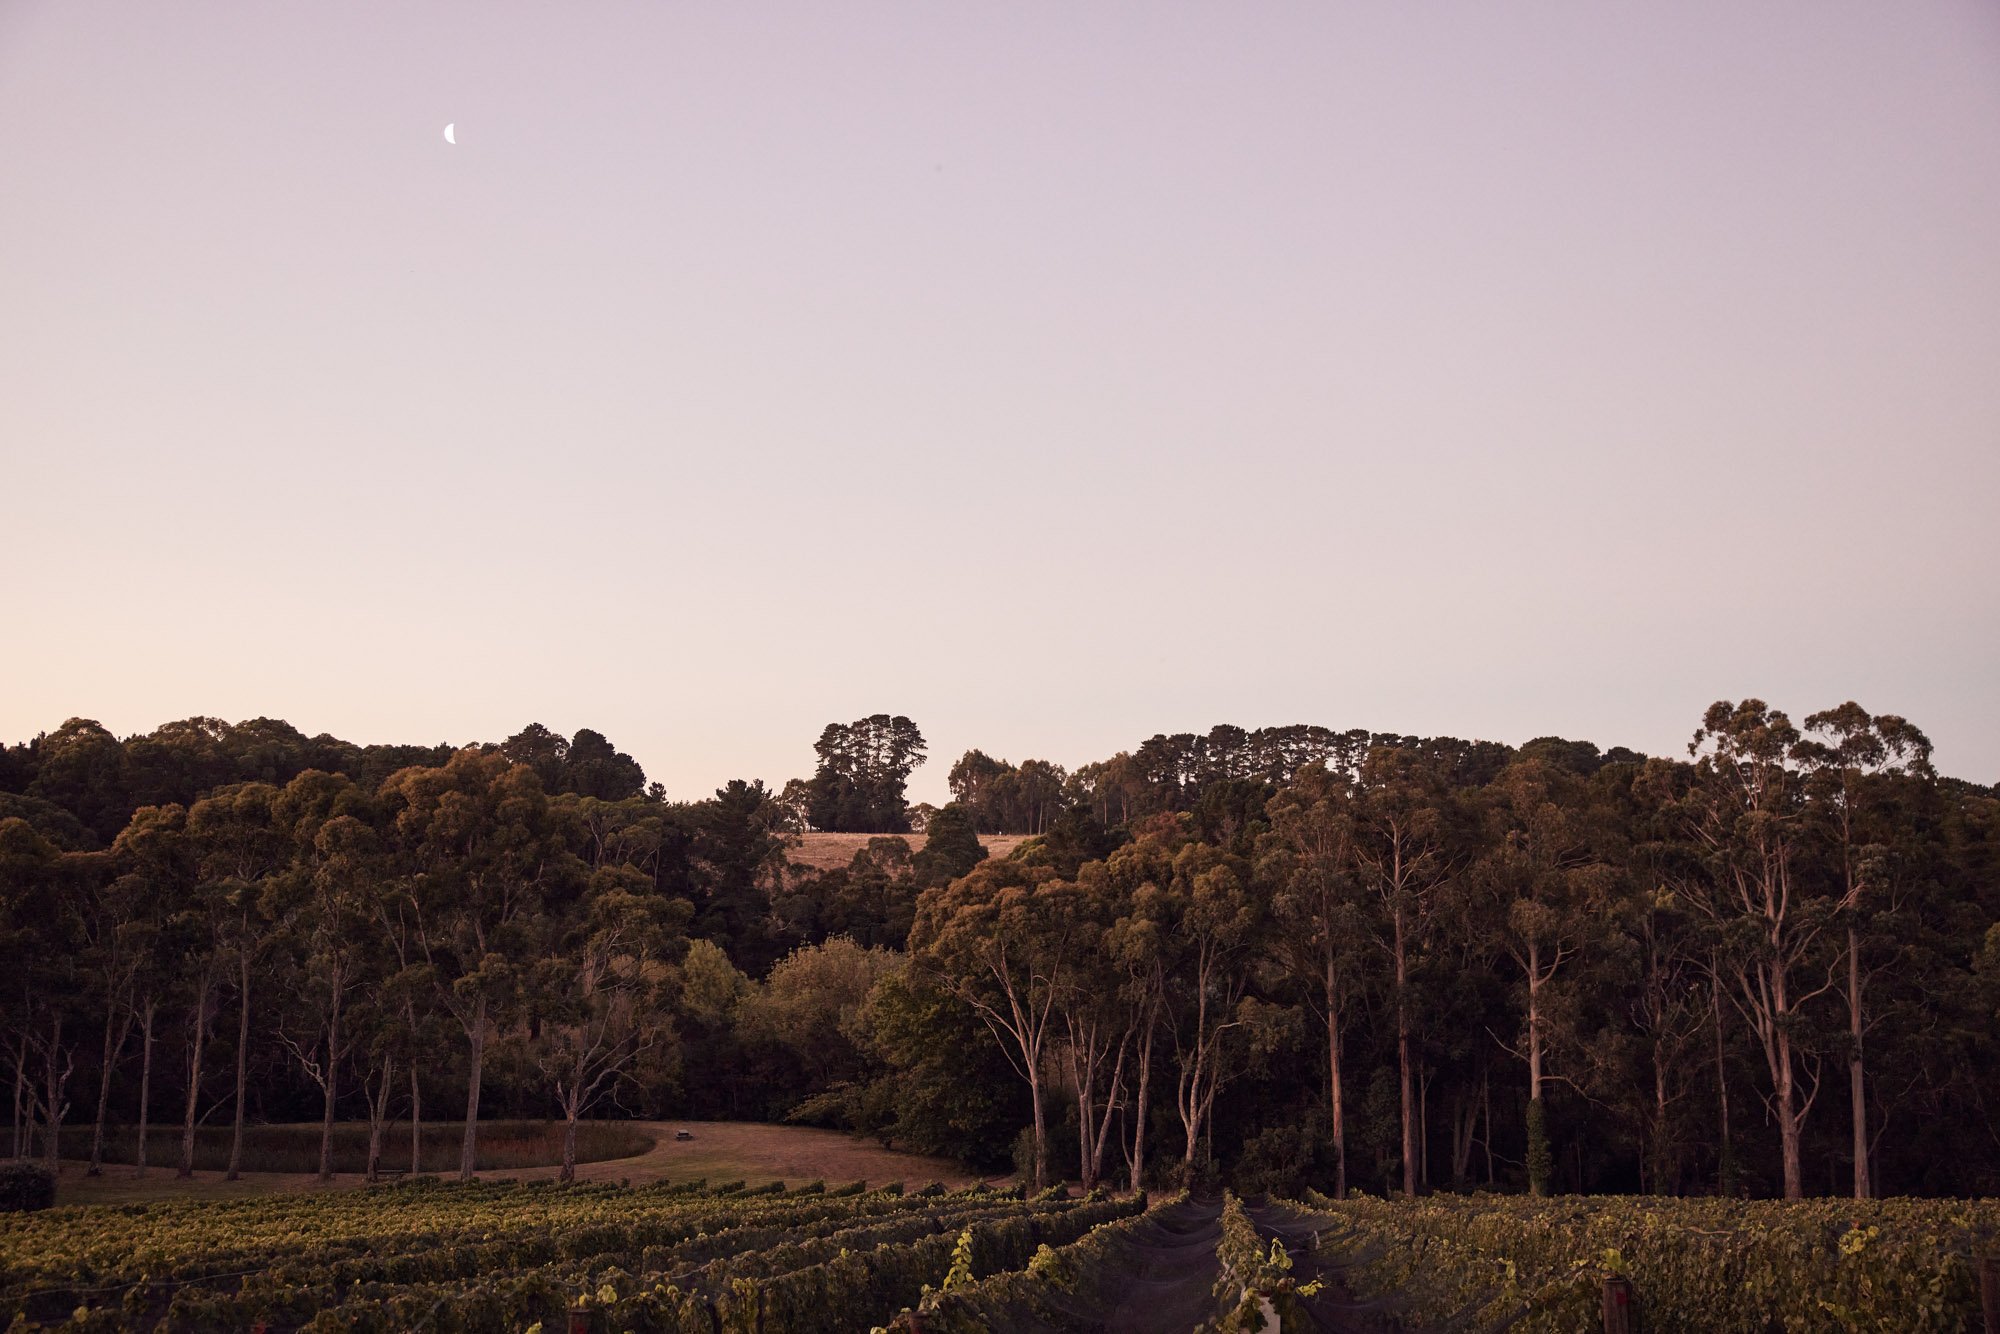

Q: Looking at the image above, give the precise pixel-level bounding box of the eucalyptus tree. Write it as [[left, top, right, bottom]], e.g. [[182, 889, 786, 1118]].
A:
[[0, 818, 74, 1171], [1258, 761, 1367, 1198], [530, 863, 689, 1181], [1479, 757, 1617, 1194], [75, 855, 149, 1176], [107, 803, 198, 1176], [382, 749, 583, 1181], [910, 858, 1079, 1189], [1089, 831, 1179, 1193], [1677, 700, 1824, 1199], [1619, 885, 1709, 1194], [1351, 746, 1460, 1196], [1796, 703, 1934, 1199], [272, 771, 385, 1180], [1049, 873, 1133, 1192], [1157, 834, 1264, 1176], [185, 782, 289, 1179]]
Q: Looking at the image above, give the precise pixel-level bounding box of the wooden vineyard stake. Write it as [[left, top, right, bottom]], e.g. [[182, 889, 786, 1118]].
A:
[[1979, 1254, 1999, 1334], [1601, 1275, 1635, 1334]]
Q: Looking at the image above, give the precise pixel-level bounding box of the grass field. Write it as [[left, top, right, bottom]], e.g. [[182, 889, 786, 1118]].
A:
[[58, 1119, 653, 1176], [788, 830, 1029, 871], [50, 1120, 990, 1206]]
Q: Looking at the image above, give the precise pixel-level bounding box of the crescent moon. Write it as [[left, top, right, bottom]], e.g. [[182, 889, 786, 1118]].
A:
[[444, 123, 456, 145]]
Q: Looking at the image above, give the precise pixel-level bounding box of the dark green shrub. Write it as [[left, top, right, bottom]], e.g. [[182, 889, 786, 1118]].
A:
[[0, 1161, 56, 1212]]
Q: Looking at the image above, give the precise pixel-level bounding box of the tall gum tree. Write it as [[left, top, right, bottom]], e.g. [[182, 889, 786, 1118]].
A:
[[186, 782, 289, 1181], [1797, 703, 1934, 1200], [1677, 700, 1830, 1200], [1257, 763, 1365, 1198], [1090, 829, 1180, 1194], [910, 859, 1077, 1190], [272, 771, 383, 1181], [382, 749, 579, 1181], [530, 865, 688, 1181], [1163, 845, 1262, 1177], [1353, 747, 1459, 1197], [107, 804, 197, 1178], [1479, 757, 1615, 1195]]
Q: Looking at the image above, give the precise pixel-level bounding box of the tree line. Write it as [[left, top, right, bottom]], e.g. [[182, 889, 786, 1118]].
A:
[[4, 704, 1998, 1202]]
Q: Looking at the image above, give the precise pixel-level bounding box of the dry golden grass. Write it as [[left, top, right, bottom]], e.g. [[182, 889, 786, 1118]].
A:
[[52, 1120, 993, 1206], [787, 831, 1030, 872], [58, 1119, 653, 1176]]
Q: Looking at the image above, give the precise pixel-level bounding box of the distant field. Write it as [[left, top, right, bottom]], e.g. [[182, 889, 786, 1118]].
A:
[[59, 1119, 651, 1177], [53, 1120, 987, 1206], [788, 830, 1029, 871]]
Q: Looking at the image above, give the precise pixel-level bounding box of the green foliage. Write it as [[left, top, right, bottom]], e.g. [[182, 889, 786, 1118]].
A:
[[0, 1163, 54, 1213], [1299, 1190, 2000, 1332], [0, 1180, 1066, 1331], [807, 716, 927, 834], [908, 1192, 1172, 1332], [914, 803, 986, 886]]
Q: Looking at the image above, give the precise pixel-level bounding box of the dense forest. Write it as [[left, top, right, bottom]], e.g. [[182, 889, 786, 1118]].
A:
[[3, 703, 1998, 1202]]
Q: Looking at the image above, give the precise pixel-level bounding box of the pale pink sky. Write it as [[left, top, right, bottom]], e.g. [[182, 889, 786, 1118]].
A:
[[3, 2, 1997, 799]]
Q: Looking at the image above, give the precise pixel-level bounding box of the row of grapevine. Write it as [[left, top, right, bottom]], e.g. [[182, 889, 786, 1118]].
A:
[[141, 1194, 1052, 1332], [1, 1178, 1157, 1334], [1297, 1190, 2000, 1333], [893, 1192, 1189, 1332], [573, 1194, 1145, 1334], [1208, 1193, 1320, 1333], [1, 1179, 1009, 1331]]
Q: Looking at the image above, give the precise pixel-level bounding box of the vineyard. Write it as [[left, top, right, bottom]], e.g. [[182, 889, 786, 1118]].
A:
[[1300, 1190, 2000, 1332], [0, 1177, 1240, 1333], [9, 1177, 2000, 1332]]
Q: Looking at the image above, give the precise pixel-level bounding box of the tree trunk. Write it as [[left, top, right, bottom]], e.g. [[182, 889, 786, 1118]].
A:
[[1128, 1015, 1153, 1195], [1089, 1041, 1126, 1188], [1393, 905, 1417, 1197], [135, 1000, 155, 1177], [1451, 1087, 1478, 1189], [561, 1104, 579, 1184], [1712, 968, 1732, 1194], [1028, 1064, 1047, 1191], [9, 1029, 24, 1160], [1326, 954, 1347, 1200], [365, 1055, 392, 1183], [1526, 960, 1551, 1197], [227, 942, 251, 1181], [180, 988, 211, 1179], [88, 996, 131, 1177], [458, 993, 487, 1182], [1847, 925, 1869, 1200], [1651, 1039, 1672, 1195], [409, 1063, 423, 1175], [1482, 1069, 1494, 1186], [10, 1030, 26, 1160], [1074, 1044, 1096, 1191], [1776, 1022, 1803, 1200], [1418, 1063, 1430, 1190], [318, 991, 342, 1182], [40, 1014, 67, 1176]]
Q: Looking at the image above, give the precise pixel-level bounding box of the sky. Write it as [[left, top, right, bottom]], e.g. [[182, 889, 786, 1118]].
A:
[[2, 1, 1997, 802]]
